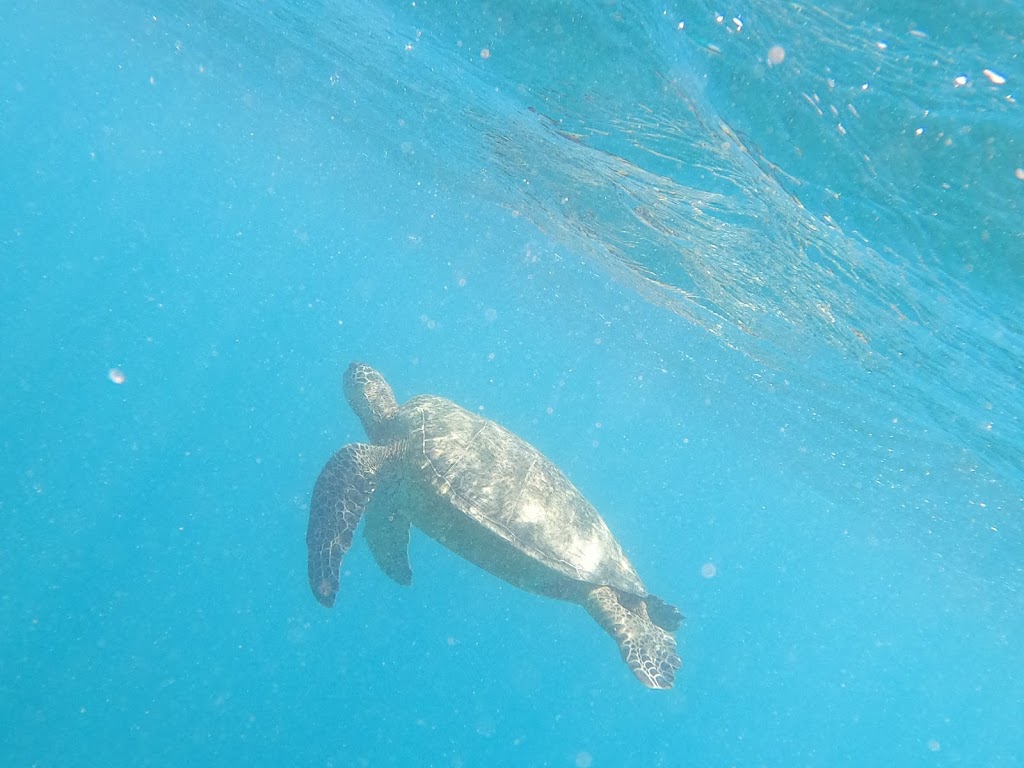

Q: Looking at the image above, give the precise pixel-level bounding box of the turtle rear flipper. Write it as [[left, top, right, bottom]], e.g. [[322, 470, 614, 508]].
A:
[[585, 586, 681, 690], [307, 443, 393, 607], [363, 507, 413, 586], [645, 593, 684, 632]]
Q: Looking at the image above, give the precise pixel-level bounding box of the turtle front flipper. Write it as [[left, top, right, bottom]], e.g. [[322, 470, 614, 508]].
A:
[[585, 586, 681, 690], [307, 443, 390, 607], [363, 506, 413, 586]]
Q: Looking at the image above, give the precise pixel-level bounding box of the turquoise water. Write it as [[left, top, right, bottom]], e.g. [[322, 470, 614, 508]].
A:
[[2, 0, 1022, 765]]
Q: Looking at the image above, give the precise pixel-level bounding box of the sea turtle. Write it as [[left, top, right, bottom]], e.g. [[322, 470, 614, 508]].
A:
[[306, 362, 682, 689]]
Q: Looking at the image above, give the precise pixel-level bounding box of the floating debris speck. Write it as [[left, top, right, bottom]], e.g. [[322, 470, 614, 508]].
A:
[[982, 68, 1006, 85]]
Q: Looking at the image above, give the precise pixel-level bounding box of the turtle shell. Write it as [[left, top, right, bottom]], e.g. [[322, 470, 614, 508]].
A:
[[394, 394, 646, 596]]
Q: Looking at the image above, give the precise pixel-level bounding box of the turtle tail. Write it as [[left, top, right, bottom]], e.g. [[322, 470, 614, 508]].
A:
[[645, 593, 684, 632]]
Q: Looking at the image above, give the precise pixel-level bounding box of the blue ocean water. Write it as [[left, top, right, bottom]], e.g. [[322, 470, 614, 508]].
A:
[[2, 0, 1021, 765]]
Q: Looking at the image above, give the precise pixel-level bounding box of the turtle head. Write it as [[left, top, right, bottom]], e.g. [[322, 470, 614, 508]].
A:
[[344, 362, 399, 441]]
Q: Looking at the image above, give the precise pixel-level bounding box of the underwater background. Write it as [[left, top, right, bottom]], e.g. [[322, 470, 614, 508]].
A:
[[2, 0, 1022, 765]]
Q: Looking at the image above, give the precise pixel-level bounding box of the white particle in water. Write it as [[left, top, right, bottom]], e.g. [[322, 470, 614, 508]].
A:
[[983, 68, 1006, 85]]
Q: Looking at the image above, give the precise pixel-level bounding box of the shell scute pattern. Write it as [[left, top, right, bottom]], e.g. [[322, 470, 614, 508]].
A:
[[400, 395, 644, 594]]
